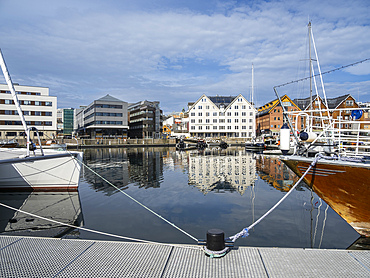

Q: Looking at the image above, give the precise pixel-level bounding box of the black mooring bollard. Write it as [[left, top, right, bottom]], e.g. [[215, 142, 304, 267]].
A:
[[206, 228, 225, 251]]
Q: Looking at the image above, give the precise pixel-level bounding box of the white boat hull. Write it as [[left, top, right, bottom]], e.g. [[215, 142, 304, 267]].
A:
[[0, 149, 83, 191]]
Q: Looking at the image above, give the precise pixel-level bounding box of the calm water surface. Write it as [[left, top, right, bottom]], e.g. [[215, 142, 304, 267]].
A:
[[0, 147, 362, 249]]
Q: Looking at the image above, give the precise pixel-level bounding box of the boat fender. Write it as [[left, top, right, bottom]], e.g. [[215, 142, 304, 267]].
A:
[[351, 110, 363, 120], [299, 132, 317, 143], [279, 123, 290, 155]]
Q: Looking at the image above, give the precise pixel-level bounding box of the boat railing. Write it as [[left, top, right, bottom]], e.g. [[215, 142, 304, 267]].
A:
[[284, 107, 370, 156]]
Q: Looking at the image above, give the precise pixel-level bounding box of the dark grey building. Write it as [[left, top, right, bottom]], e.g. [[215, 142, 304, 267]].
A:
[[128, 100, 162, 139]]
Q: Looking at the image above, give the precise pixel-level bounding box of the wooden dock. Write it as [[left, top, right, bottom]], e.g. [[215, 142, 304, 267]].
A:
[[0, 235, 369, 277]]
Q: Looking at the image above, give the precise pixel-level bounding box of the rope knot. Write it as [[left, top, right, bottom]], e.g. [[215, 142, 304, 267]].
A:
[[241, 228, 249, 238]]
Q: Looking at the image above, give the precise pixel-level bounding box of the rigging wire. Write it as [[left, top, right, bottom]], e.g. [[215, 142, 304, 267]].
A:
[[274, 58, 370, 89]]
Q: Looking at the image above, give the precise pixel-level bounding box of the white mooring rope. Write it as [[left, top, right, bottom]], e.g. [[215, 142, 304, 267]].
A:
[[80, 161, 198, 242], [0, 201, 200, 250], [228, 154, 322, 242]]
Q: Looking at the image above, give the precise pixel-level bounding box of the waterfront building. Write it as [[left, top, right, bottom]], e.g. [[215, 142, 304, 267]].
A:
[[293, 94, 362, 130], [78, 94, 128, 139], [358, 101, 370, 131], [256, 95, 301, 137], [0, 83, 57, 140], [188, 94, 256, 139], [128, 100, 162, 139], [73, 106, 86, 137], [57, 108, 74, 137], [163, 111, 189, 138]]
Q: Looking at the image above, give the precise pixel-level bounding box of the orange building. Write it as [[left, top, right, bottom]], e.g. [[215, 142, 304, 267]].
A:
[[256, 95, 302, 137]]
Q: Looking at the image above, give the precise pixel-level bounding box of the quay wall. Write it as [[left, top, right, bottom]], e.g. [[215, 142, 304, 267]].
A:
[[15, 138, 246, 148]]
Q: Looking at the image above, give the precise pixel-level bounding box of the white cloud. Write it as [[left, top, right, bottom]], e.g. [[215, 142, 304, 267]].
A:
[[0, 0, 369, 113]]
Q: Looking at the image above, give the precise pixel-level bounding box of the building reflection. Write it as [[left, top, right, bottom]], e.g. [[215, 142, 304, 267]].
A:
[[187, 148, 257, 195], [0, 191, 82, 238], [83, 147, 167, 192], [83, 148, 130, 194], [126, 148, 165, 189], [255, 154, 301, 192]]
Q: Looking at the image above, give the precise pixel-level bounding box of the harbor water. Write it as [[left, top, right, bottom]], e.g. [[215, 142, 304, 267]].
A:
[[0, 147, 362, 249]]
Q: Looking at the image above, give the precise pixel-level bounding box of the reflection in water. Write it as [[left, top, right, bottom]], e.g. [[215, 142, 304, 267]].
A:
[[0, 191, 82, 238], [83, 148, 130, 194], [127, 148, 164, 189], [255, 154, 301, 192], [82, 147, 167, 193], [188, 149, 257, 195], [75, 147, 361, 249]]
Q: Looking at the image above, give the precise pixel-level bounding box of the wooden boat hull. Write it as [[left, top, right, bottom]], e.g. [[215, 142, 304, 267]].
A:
[[281, 156, 370, 237]]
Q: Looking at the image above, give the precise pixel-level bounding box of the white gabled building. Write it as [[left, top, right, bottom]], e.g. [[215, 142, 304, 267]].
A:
[[188, 94, 256, 139]]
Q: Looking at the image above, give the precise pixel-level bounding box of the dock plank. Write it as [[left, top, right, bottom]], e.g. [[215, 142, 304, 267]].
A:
[[0, 236, 369, 277], [260, 248, 370, 277]]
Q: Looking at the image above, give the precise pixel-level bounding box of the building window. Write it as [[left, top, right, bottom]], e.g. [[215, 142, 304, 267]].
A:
[[235, 126, 239, 129], [235, 112, 238, 116], [198, 112, 202, 116], [235, 105, 238, 109], [191, 126, 195, 130], [235, 119, 239, 123], [198, 126, 202, 130], [206, 119, 210, 123], [191, 119, 195, 123], [198, 119, 202, 123], [213, 112, 217, 116], [227, 119, 231, 123], [242, 105, 246, 109], [206, 112, 209, 116], [198, 106, 202, 109], [6, 132, 17, 136], [213, 126, 217, 130], [213, 119, 217, 123], [191, 113, 195, 116], [227, 112, 231, 116]]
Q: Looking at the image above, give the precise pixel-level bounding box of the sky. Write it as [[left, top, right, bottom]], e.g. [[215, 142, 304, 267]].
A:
[[0, 0, 369, 114]]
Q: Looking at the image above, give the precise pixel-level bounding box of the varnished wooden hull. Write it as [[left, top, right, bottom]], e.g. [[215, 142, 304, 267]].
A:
[[281, 156, 370, 237]]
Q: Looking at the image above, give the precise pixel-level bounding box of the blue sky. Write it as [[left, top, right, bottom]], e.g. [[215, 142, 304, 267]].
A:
[[0, 0, 369, 114]]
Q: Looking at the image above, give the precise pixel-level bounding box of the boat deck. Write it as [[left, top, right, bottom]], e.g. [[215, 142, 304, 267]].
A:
[[1, 235, 369, 277]]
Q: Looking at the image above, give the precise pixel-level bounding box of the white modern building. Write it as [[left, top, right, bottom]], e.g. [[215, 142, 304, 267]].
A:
[[188, 94, 256, 139], [0, 84, 57, 140]]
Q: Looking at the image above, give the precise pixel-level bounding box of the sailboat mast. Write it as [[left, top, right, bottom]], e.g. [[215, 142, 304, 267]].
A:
[[251, 63, 254, 105], [308, 22, 313, 131], [0, 49, 28, 133]]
